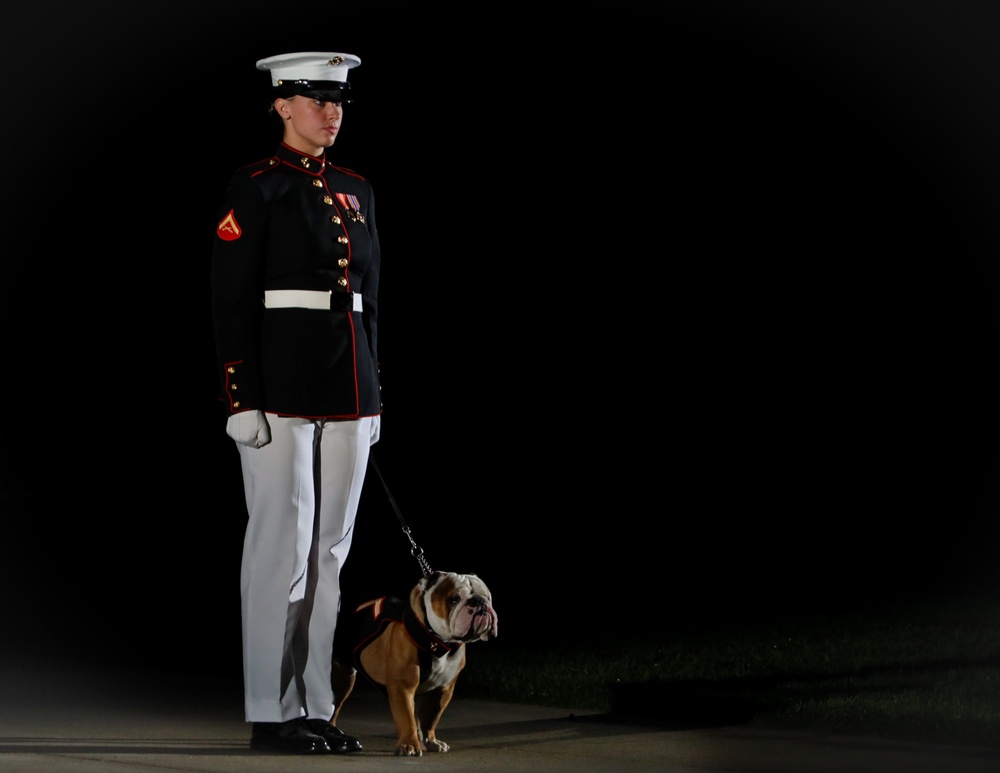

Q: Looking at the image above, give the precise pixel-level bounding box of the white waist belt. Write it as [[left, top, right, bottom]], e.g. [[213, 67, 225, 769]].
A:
[[264, 289, 363, 312]]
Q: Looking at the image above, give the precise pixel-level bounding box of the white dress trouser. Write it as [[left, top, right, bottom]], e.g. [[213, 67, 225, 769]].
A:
[[236, 414, 374, 723]]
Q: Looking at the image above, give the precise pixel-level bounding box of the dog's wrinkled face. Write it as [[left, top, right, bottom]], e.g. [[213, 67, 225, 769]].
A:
[[419, 571, 498, 643]]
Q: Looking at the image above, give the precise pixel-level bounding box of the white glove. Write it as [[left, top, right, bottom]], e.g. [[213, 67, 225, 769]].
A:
[[226, 410, 271, 448], [369, 415, 381, 446]]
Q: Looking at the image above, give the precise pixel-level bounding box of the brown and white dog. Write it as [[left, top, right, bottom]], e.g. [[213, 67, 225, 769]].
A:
[[331, 571, 498, 756]]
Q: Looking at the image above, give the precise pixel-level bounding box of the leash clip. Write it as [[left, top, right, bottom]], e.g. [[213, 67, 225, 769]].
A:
[[404, 527, 433, 576]]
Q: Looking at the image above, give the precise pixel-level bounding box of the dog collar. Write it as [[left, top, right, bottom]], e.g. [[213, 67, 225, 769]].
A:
[[404, 604, 461, 658]]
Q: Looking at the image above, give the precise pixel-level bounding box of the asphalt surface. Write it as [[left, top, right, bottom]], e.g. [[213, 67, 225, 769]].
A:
[[1, 655, 999, 773]]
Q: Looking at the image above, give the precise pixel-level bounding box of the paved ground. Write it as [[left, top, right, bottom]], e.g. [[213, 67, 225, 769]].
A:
[[2, 655, 999, 772]]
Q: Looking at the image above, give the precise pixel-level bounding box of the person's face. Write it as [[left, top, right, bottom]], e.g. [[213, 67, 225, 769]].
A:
[[276, 96, 344, 155]]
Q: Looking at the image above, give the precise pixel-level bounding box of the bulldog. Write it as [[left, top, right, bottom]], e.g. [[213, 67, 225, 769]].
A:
[[331, 570, 498, 756]]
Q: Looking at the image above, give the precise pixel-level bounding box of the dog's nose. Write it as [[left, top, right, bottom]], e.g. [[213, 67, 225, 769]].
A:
[[468, 596, 484, 608]]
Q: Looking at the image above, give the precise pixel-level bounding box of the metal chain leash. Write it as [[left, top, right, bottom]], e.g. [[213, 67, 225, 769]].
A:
[[402, 526, 433, 577]]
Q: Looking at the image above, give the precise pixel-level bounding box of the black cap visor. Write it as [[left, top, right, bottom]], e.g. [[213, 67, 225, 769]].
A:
[[273, 79, 352, 103]]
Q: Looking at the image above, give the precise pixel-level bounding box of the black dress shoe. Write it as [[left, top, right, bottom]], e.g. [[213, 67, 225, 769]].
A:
[[250, 720, 332, 754], [304, 718, 364, 753]]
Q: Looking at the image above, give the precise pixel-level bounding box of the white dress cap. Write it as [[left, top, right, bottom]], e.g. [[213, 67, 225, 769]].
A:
[[256, 52, 361, 86]]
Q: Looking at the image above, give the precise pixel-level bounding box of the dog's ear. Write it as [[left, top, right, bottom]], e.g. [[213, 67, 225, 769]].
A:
[[420, 571, 445, 591]]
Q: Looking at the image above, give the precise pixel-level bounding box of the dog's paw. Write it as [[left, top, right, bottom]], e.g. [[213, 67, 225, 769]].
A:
[[394, 740, 424, 757], [424, 739, 450, 753]]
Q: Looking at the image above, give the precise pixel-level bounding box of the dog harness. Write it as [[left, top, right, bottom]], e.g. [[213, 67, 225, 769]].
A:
[[348, 596, 462, 695]]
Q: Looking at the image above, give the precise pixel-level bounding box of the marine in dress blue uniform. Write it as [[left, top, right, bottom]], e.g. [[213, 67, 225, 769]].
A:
[[210, 51, 381, 755]]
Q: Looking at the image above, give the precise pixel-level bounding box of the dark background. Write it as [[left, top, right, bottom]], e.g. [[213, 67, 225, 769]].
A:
[[2, 0, 999, 678]]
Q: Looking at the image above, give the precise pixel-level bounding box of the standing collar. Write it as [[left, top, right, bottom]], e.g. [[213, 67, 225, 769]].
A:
[[275, 142, 326, 174]]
